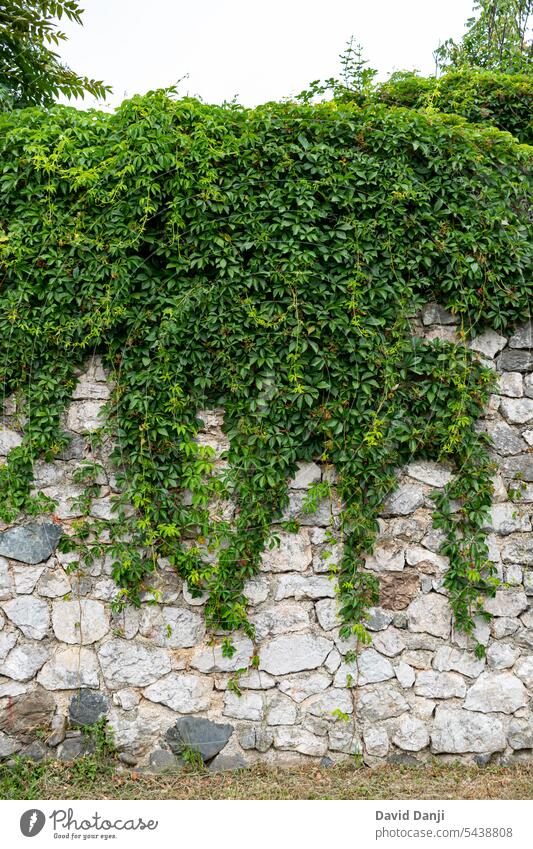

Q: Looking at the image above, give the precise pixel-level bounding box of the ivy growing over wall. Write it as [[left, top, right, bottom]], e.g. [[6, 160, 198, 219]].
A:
[[0, 92, 531, 654], [375, 69, 533, 145]]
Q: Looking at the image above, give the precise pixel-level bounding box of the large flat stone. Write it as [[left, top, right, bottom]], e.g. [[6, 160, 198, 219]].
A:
[[0, 641, 50, 681], [508, 718, 533, 750], [464, 671, 527, 714], [273, 726, 328, 757], [0, 426, 22, 455], [2, 596, 50, 640], [486, 504, 531, 535], [469, 330, 507, 358], [52, 599, 109, 645], [275, 574, 335, 601], [497, 350, 533, 372], [190, 637, 254, 673], [66, 400, 106, 433], [282, 491, 336, 527], [421, 303, 456, 326], [288, 462, 322, 489], [277, 671, 332, 703], [108, 703, 172, 756], [432, 707, 505, 753], [363, 726, 389, 757], [265, 692, 298, 725], [484, 421, 526, 456], [484, 589, 528, 618], [433, 646, 485, 678], [499, 454, 533, 482], [0, 522, 62, 564], [13, 564, 45, 594], [37, 646, 100, 689], [487, 642, 520, 670], [143, 673, 213, 713], [514, 656, 533, 688], [139, 606, 205, 648], [407, 593, 451, 639], [223, 690, 264, 721], [260, 528, 312, 572], [405, 462, 453, 488], [356, 685, 409, 721], [334, 650, 394, 687], [498, 372, 523, 398], [502, 537, 533, 566], [259, 634, 332, 675], [166, 716, 234, 762], [500, 398, 533, 425], [315, 598, 340, 631], [0, 631, 18, 663], [392, 716, 429, 752], [303, 687, 353, 718], [382, 485, 424, 517], [364, 539, 405, 572], [250, 602, 310, 640], [72, 376, 111, 400], [414, 670, 467, 699], [98, 639, 172, 688]]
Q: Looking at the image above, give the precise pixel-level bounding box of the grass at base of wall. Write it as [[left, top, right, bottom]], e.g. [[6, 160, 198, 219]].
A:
[[1, 758, 533, 800]]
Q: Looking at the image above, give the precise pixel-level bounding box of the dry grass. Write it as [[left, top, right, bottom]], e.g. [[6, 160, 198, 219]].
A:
[[2, 759, 533, 801]]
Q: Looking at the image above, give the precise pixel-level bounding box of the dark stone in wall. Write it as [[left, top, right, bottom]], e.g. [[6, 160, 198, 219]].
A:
[[149, 749, 178, 772], [0, 686, 55, 740], [497, 350, 533, 372], [0, 522, 62, 564], [166, 716, 234, 762], [509, 322, 533, 349], [18, 740, 49, 761], [69, 690, 109, 727], [208, 751, 247, 771], [500, 454, 533, 482], [57, 734, 95, 760]]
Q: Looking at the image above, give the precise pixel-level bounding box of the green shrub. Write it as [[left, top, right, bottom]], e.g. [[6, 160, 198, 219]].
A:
[[376, 69, 533, 144]]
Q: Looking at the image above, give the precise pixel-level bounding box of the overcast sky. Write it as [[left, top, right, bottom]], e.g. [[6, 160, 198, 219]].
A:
[[57, 0, 475, 109]]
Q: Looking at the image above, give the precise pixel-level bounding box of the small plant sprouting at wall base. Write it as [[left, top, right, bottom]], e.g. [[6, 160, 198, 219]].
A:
[[0, 92, 530, 655], [181, 746, 205, 771], [80, 717, 116, 759]]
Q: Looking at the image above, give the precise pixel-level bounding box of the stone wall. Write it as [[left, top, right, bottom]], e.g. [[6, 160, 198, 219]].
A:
[[0, 307, 532, 771]]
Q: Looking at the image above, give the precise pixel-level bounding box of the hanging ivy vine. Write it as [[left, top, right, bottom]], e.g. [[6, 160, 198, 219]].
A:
[[0, 92, 530, 656]]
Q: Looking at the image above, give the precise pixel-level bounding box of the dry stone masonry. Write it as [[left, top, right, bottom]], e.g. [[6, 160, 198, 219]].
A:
[[0, 309, 532, 770]]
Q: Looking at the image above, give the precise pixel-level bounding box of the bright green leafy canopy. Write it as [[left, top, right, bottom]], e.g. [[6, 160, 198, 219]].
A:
[[0, 93, 531, 653], [0, 0, 110, 110], [435, 0, 533, 74]]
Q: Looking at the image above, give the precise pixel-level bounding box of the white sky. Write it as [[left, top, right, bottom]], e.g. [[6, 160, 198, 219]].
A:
[[57, 0, 475, 109]]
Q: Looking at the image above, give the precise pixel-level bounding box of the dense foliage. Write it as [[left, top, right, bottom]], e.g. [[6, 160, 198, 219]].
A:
[[0, 0, 110, 110], [0, 93, 531, 653], [376, 69, 533, 144]]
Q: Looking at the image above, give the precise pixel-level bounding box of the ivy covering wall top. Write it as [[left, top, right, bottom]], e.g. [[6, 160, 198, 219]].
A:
[[0, 92, 531, 655], [375, 69, 533, 144]]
